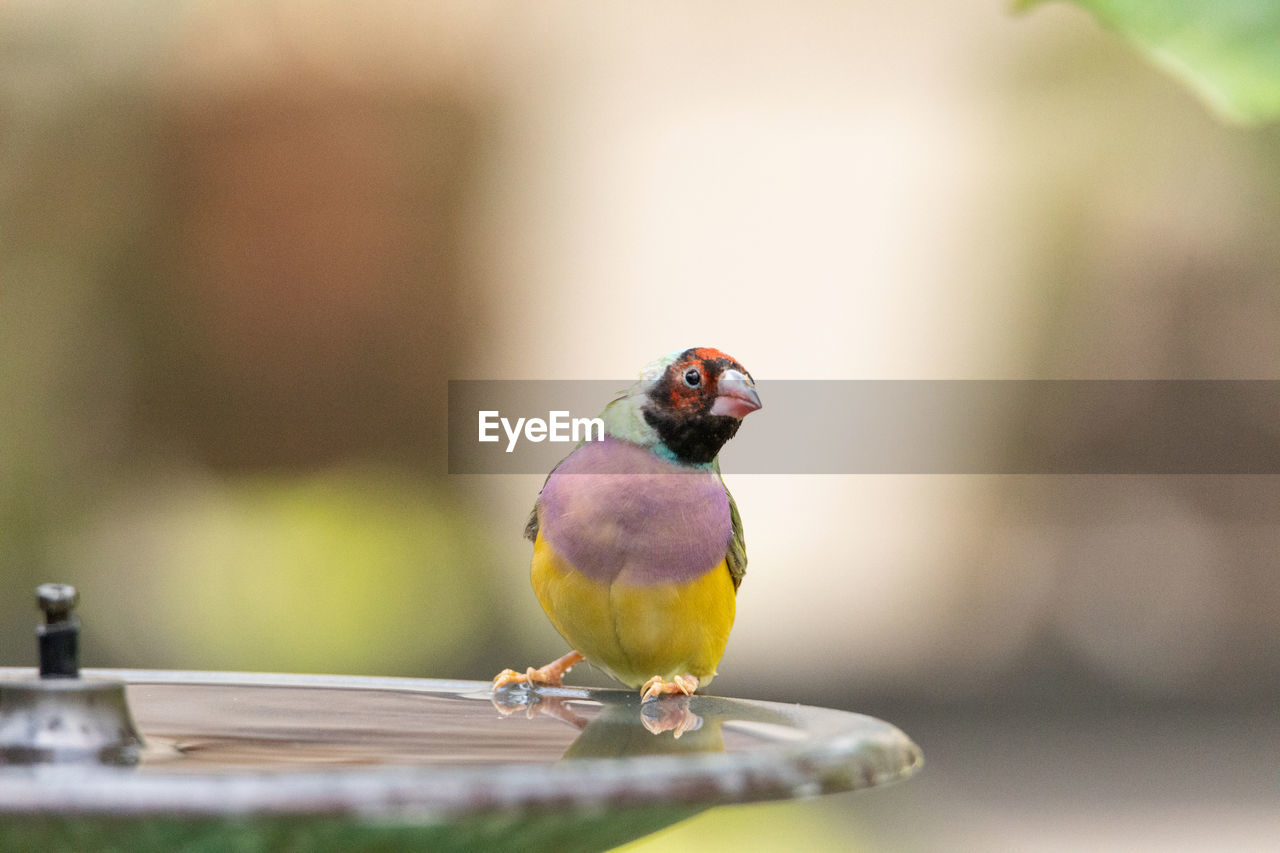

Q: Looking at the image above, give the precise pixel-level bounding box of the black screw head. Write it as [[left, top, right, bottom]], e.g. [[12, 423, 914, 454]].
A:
[[36, 583, 79, 623]]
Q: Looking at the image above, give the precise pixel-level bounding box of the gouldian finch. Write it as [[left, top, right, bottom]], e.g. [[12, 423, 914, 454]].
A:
[[493, 347, 761, 702]]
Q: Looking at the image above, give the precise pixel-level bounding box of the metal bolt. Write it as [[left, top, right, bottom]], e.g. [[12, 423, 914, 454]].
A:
[[35, 583, 81, 678], [36, 583, 79, 624]]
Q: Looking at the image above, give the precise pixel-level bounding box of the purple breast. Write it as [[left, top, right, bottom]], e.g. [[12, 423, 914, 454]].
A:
[[537, 438, 732, 585]]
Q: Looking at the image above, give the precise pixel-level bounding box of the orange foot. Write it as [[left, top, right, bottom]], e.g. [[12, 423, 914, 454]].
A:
[[640, 674, 699, 703], [492, 650, 585, 691]]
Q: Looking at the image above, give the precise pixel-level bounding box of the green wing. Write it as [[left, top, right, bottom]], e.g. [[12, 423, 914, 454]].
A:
[[725, 486, 747, 590], [523, 453, 571, 542], [523, 469, 553, 542], [714, 459, 747, 591], [523, 501, 540, 542]]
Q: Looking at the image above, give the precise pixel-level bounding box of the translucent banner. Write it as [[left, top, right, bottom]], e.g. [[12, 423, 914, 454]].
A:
[[447, 380, 1280, 474]]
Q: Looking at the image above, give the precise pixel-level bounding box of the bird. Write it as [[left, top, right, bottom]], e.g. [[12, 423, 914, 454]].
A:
[[493, 347, 761, 702]]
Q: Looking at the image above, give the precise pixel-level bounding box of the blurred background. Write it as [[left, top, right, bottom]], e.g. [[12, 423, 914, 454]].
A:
[[2, 1, 1278, 849]]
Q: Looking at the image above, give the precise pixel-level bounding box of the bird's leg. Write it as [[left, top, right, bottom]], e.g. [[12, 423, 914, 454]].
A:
[[640, 674, 699, 702], [493, 650, 585, 690]]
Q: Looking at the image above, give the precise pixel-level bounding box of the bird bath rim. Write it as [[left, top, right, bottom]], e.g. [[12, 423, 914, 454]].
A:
[[0, 668, 923, 820]]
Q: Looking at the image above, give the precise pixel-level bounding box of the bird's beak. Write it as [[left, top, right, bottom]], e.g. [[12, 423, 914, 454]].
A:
[[710, 369, 762, 419]]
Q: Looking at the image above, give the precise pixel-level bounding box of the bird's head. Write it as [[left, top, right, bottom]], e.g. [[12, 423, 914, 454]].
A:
[[604, 347, 761, 465]]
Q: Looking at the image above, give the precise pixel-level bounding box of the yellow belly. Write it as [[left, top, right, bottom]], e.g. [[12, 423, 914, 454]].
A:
[[530, 530, 736, 689]]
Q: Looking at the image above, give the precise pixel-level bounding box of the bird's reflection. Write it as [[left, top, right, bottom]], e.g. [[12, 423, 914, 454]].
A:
[[491, 685, 797, 759]]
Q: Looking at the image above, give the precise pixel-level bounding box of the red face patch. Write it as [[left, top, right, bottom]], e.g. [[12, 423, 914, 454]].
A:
[[661, 349, 749, 415], [687, 346, 734, 364]]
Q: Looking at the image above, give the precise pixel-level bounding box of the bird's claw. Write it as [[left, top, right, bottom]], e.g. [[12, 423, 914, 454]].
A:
[[491, 667, 559, 717], [492, 650, 584, 693], [492, 666, 557, 692], [640, 674, 699, 703]]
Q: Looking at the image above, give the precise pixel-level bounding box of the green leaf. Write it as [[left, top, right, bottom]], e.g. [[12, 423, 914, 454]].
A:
[[1020, 0, 1280, 124]]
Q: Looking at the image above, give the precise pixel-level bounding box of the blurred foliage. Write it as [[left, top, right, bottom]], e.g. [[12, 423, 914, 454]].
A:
[[0, 0, 494, 676], [621, 796, 868, 853], [58, 467, 494, 675], [1019, 0, 1280, 123]]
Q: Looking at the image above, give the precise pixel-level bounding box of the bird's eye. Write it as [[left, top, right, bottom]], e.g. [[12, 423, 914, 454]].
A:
[[683, 368, 701, 387]]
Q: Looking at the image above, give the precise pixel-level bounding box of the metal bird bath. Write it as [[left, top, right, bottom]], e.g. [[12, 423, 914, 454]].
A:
[[0, 588, 922, 851]]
